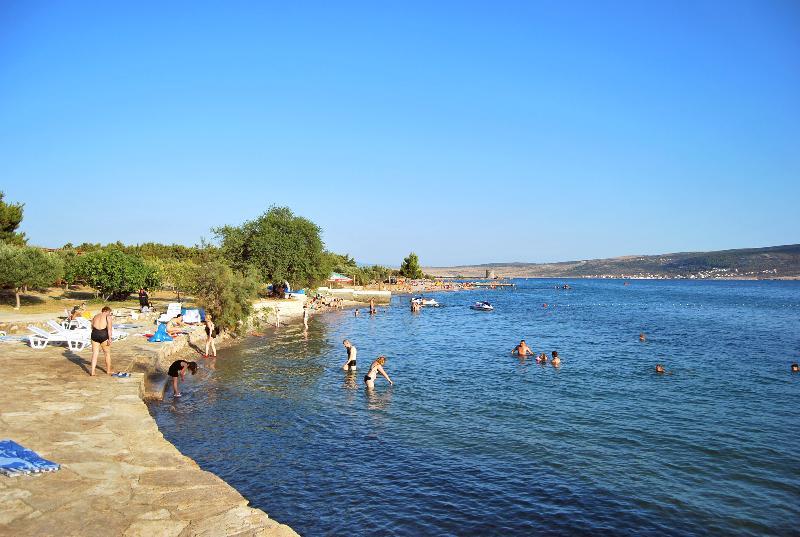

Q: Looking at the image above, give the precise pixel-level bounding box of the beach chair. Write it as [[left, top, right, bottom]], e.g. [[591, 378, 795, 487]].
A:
[[157, 302, 183, 323], [27, 325, 89, 351], [46, 320, 128, 342]]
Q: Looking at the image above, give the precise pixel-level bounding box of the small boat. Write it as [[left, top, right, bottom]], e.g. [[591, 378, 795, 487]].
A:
[[470, 301, 494, 311], [412, 297, 439, 307]]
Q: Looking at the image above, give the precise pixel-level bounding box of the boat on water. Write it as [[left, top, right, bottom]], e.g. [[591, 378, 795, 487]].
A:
[[470, 301, 494, 311], [412, 297, 439, 307]]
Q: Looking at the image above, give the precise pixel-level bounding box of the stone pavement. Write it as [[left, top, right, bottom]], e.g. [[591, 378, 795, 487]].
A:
[[0, 339, 299, 536]]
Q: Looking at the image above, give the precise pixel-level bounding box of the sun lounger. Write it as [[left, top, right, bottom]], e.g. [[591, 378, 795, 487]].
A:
[[27, 325, 89, 351], [45, 320, 128, 342]]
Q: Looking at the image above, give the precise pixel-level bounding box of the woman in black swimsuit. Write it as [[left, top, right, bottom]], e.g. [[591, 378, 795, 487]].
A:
[[342, 339, 357, 371], [204, 314, 217, 358], [89, 306, 113, 376], [364, 356, 393, 389], [168, 360, 197, 397]]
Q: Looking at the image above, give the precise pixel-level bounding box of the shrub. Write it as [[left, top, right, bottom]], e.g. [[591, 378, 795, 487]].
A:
[[193, 261, 260, 332]]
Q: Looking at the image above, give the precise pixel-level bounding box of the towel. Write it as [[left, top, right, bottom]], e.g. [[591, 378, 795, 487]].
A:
[[148, 324, 173, 343], [0, 440, 60, 476]]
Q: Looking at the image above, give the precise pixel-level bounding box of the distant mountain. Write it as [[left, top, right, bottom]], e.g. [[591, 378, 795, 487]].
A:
[[424, 244, 800, 280]]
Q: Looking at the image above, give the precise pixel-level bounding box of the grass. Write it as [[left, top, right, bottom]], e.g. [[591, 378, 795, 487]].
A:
[[0, 286, 197, 315]]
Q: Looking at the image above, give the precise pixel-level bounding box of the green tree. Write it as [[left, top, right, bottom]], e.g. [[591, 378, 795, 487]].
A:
[[72, 248, 161, 300], [0, 192, 26, 245], [399, 252, 424, 279], [152, 259, 200, 300], [192, 261, 260, 332], [215, 206, 327, 288], [0, 244, 64, 309]]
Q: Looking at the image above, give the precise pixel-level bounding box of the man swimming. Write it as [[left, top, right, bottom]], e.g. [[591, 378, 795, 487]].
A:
[[512, 340, 533, 356], [655, 364, 666, 374]]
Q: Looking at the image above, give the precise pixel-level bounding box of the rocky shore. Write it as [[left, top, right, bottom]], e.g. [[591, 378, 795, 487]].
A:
[[0, 305, 302, 536]]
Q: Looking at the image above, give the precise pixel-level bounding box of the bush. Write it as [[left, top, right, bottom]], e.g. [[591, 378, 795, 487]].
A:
[[193, 261, 260, 332]]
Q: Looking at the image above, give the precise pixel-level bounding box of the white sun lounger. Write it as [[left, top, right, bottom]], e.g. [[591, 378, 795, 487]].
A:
[[27, 325, 89, 352], [46, 320, 128, 342]]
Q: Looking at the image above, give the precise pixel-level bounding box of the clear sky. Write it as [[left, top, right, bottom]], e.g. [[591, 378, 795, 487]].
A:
[[1, 1, 798, 266]]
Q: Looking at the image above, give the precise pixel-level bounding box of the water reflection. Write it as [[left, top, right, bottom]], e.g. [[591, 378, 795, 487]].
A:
[[365, 385, 393, 412]]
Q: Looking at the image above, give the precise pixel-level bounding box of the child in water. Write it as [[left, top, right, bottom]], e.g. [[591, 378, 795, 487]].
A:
[[168, 360, 197, 397], [536, 353, 547, 364]]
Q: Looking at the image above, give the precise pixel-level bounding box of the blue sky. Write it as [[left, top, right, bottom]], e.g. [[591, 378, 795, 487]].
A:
[[1, 1, 798, 266]]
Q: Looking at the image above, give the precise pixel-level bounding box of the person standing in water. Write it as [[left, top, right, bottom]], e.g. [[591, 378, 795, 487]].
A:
[[204, 313, 217, 358], [369, 298, 377, 314], [512, 340, 533, 356], [90, 306, 114, 376], [167, 360, 197, 397], [342, 339, 357, 371], [364, 356, 393, 389], [550, 351, 561, 367], [303, 304, 309, 329]]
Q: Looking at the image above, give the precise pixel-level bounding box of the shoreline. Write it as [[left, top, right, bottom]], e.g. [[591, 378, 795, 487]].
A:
[[0, 304, 308, 536], [0, 295, 372, 536]]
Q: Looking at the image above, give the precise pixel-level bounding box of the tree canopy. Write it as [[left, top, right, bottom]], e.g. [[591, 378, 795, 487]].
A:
[[0, 191, 26, 245], [214, 206, 327, 288], [70, 248, 161, 300], [399, 252, 424, 279], [0, 244, 63, 309]]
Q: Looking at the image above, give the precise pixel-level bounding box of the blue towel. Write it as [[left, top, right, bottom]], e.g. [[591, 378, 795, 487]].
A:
[[148, 323, 173, 343], [0, 439, 60, 476]]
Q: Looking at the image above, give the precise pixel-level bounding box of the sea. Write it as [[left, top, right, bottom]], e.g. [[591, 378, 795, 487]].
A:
[[148, 279, 800, 536]]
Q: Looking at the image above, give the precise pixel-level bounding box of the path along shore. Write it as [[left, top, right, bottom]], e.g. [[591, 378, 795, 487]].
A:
[[0, 299, 308, 536]]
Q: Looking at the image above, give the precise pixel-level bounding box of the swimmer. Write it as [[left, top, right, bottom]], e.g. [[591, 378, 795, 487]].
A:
[[655, 364, 665, 374], [354, 309, 360, 317], [511, 340, 533, 356], [791, 363, 799, 373], [536, 353, 547, 364], [639, 333, 646, 342], [364, 356, 393, 389], [369, 298, 377, 315], [550, 351, 560, 367], [342, 339, 357, 371]]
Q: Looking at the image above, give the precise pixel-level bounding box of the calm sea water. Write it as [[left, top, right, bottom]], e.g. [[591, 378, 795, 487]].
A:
[[149, 280, 800, 536]]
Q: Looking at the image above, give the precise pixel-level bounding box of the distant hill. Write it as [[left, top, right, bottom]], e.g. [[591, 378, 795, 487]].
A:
[[424, 244, 800, 280]]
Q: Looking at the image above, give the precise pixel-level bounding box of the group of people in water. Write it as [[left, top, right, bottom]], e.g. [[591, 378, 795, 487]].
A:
[[511, 340, 561, 366], [341, 339, 393, 388]]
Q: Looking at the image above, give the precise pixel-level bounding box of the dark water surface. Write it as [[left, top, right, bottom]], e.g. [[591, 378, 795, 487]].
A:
[[149, 280, 800, 536]]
